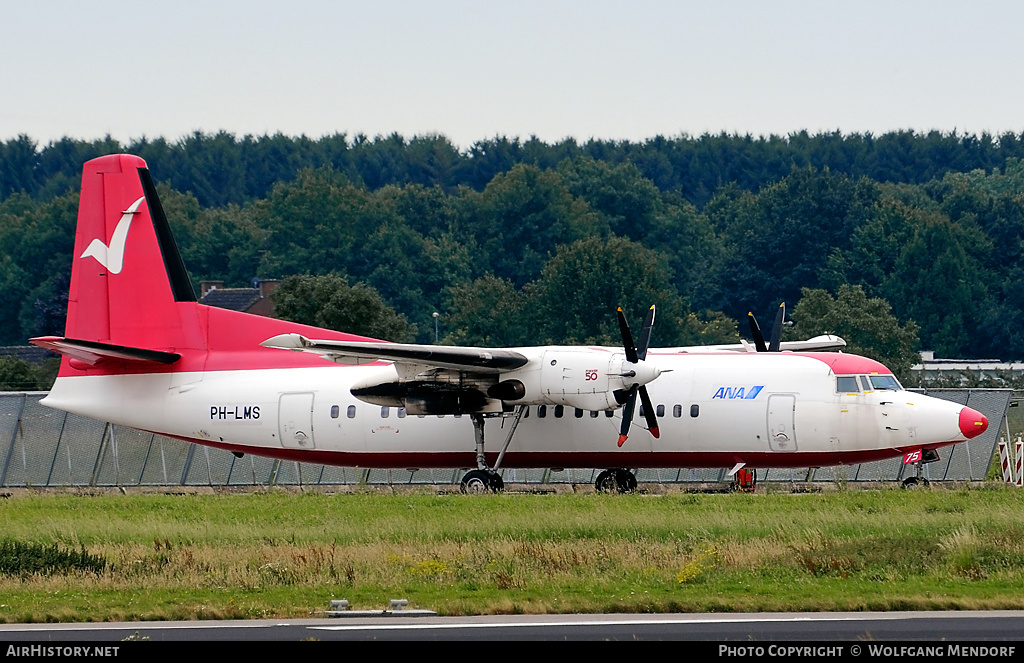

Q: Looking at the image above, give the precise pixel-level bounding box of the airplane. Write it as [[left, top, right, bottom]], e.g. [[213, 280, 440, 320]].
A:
[[29, 154, 989, 493]]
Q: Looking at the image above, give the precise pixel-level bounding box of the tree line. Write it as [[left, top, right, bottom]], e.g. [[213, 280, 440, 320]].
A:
[[4, 129, 1024, 208], [1, 130, 1023, 389]]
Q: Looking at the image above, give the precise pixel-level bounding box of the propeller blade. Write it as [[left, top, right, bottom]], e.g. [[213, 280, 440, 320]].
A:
[[748, 312, 767, 352], [616, 307, 639, 364], [615, 306, 661, 447], [636, 305, 656, 360], [618, 386, 638, 446], [638, 385, 660, 438], [768, 302, 785, 352]]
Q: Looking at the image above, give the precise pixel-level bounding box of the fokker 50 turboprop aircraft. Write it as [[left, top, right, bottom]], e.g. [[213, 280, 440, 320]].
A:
[[31, 155, 989, 492]]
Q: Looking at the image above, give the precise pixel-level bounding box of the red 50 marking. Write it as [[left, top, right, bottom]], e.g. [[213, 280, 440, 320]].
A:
[[585, 369, 598, 381]]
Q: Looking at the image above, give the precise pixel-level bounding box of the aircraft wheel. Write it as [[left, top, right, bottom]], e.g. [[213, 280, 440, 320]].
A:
[[616, 469, 638, 493], [595, 470, 619, 493], [595, 469, 636, 493], [901, 476, 930, 489], [461, 470, 503, 494]]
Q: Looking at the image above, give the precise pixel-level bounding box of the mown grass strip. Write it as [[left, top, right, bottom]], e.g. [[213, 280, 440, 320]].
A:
[[0, 486, 1022, 622]]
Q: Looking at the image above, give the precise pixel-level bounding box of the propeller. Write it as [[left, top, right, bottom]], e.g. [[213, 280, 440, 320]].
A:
[[615, 305, 661, 447], [747, 302, 786, 353]]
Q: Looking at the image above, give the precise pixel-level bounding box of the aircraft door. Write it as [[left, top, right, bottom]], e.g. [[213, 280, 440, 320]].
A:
[[879, 399, 911, 446], [766, 394, 797, 452], [279, 392, 315, 450]]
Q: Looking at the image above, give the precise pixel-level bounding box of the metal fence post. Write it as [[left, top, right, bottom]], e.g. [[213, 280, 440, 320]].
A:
[[90, 422, 110, 487], [0, 393, 27, 487]]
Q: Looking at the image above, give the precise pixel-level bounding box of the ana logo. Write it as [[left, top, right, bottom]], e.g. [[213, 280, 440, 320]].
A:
[[712, 385, 764, 400], [80, 196, 145, 274]]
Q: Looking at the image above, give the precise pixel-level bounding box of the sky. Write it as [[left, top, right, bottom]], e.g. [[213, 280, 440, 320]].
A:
[[3, 0, 1023, 149]]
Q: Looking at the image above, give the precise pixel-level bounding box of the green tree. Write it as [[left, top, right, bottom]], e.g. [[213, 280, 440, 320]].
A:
[[556, 156, 661, 241], [253, 167, 376, 278], [455, 164, 602, 287], [821, 194, 928, 295], [524, 236, 686, 345], [789, 285, 920, 380], [707, 167, 880, 321], [0, 256, 30, 343], [272, 274, 416, 342], [0, 356, 57, 391], [677, 311, 740, 347], [441, 274, 529, 346], [879, 216, 993, 359]]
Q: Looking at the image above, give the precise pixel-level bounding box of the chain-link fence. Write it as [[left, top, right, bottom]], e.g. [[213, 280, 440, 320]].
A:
[[0, 389, 1011, 488]]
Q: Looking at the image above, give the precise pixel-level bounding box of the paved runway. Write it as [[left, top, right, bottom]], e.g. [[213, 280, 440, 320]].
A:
[[1, 611, 1023, 642]]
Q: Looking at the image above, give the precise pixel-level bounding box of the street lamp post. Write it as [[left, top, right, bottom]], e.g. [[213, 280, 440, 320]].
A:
[[432, 311, 439, 344]]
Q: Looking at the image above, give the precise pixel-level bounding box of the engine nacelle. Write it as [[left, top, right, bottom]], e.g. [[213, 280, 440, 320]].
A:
[[500, 348, 625, 411]]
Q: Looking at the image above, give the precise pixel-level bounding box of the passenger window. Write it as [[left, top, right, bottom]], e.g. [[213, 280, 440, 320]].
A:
[[605, 410, 614, 418], [381, 406, 390, 418], [574, 408, 584, 418], [690, 404, 699, 418], [523, 406, 530, 418], [836, 376, 859, 393], [673, 404, 682, 418], [590, 410, 599, 418], [554, 405, 564, 418], [330, 405, 340, 419], [347, 405, 356, 418], [538, 405, 547, 418], [397, 408, 406, 418], [656, 404, 665, 417]]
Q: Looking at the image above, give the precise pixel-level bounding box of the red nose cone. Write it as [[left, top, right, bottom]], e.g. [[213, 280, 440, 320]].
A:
[[959, 407, 988, 439]]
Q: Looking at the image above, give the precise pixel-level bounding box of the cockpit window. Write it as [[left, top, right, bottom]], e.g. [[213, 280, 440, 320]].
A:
[[859, 375, 873, 391], [869, 375, 902, 390], [836, 376, 860, 393]]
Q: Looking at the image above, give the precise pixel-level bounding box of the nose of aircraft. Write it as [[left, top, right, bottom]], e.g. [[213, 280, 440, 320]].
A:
[[958, 407, 989, 439]]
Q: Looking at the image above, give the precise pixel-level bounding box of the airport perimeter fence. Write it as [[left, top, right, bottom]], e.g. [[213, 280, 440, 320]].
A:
[[0, 390, 1012, 489]]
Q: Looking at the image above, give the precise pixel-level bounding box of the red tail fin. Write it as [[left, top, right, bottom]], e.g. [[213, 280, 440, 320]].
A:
[[65, 154, 202, 350], [37, 154, 377, 376]]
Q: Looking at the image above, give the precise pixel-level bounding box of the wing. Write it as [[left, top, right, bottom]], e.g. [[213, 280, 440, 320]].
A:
[[261, 333, 532, 416], [661, 334, 847, 354], [260, 333, 529, 373]]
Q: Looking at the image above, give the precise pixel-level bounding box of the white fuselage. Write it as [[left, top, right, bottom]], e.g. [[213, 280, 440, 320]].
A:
[[41, 351, 969, 470]]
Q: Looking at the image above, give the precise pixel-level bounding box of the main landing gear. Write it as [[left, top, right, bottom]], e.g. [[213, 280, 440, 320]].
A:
[[595, 468, 638, 493], [459, 408, 527, 494], [461, 469, 504, 493]]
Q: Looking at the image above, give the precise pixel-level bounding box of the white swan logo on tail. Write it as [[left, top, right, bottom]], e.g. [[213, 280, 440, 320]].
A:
[[79, 196, 145, 274]]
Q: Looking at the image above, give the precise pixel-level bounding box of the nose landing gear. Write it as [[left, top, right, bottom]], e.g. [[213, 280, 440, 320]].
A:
[[900, 448, 940, 489]]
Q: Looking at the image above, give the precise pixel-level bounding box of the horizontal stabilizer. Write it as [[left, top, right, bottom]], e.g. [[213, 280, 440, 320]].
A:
[[261, 333, 529, 373], [30, 336, 181, 366]]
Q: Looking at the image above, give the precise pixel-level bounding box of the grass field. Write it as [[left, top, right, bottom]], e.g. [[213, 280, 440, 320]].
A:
[[1, 485, 1024, 623]]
